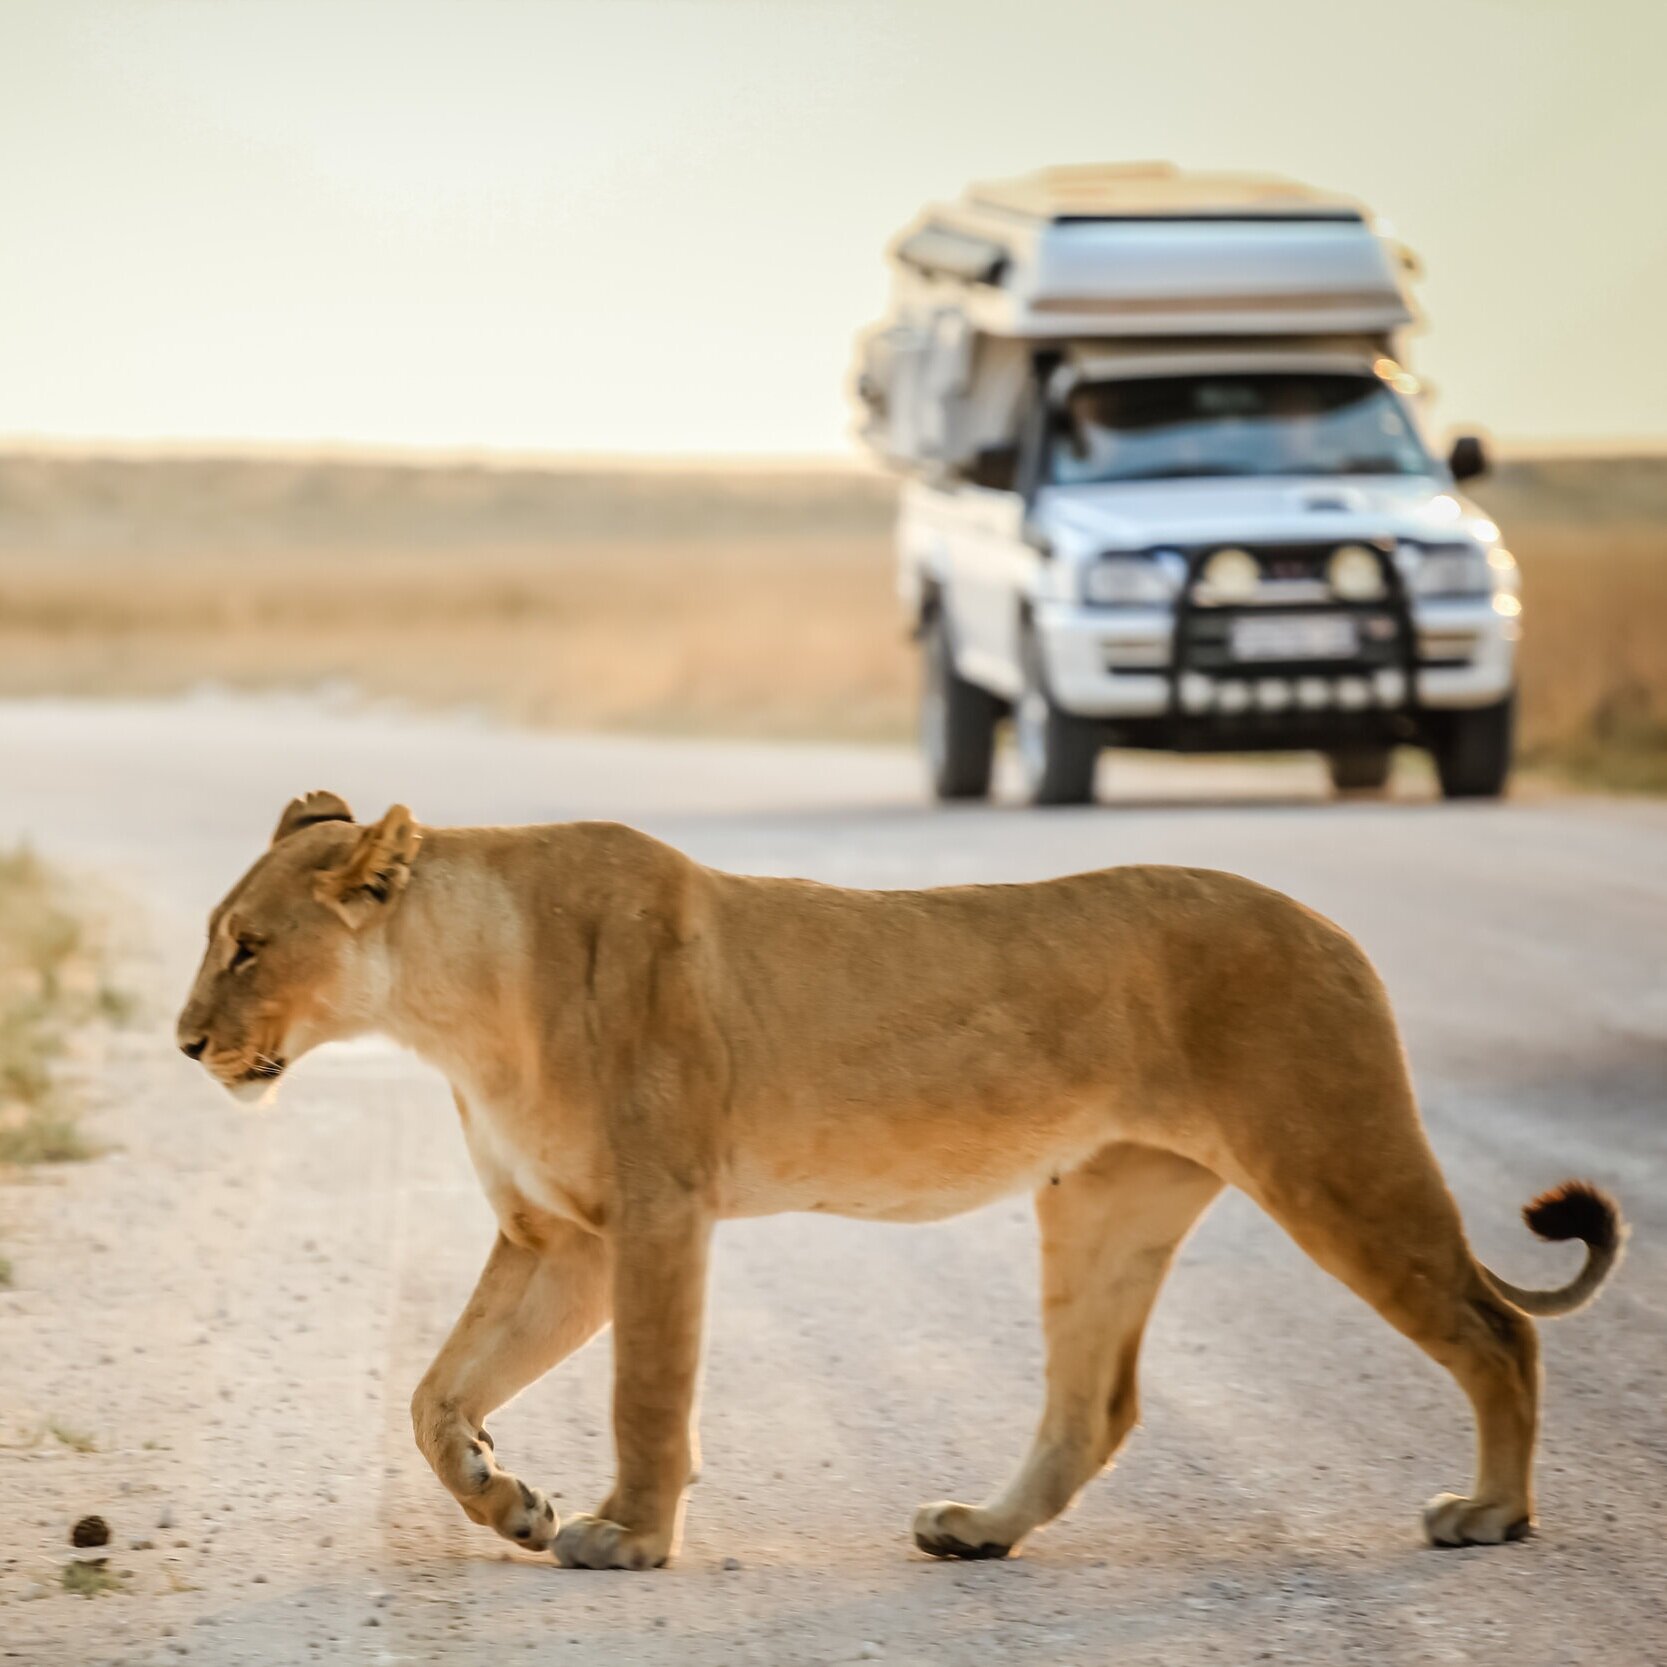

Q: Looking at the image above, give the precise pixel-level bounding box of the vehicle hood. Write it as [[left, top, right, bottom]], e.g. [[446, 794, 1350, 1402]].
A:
[[1034, 476, 1498, 551]]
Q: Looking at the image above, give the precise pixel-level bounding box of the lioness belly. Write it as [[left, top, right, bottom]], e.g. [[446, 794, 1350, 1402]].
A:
[[717, 1098, 1118, 1223]]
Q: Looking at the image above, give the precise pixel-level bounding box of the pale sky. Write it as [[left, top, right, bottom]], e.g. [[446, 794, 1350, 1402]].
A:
[[3, 0, 1664, 456]]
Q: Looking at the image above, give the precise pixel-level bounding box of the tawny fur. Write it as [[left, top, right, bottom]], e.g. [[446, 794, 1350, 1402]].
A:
[[176, 796, 1626, 1570]]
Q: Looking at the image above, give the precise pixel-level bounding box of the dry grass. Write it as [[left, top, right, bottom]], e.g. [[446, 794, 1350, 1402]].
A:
[[0, 846, 126, 1170], [60, 1560, 125, 1597], [0, 454, 907, 741], [1470, 459, 1667, 791], [0, 450, 1661, 784], [0, 537, 907, 741], [47, 1419, 99, 1453]]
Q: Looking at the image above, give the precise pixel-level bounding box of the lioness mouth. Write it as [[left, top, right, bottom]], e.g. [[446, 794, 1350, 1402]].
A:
[[226, 1056, 287, 1108]]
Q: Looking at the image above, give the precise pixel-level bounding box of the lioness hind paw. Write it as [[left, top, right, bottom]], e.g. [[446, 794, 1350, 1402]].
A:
[[912, 1502, 1013, 1562], [552, 1513, 668, 1571], [1422, 1493, 1532, 1548]]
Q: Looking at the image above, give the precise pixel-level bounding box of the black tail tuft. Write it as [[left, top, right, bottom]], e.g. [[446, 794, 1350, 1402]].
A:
[[1523, 1179, 1620, 1253]]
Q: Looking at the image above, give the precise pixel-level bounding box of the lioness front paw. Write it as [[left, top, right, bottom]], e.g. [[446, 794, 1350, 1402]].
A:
[[912, 1501, 1013, 1561], [1422, 1492, 1532, 1548], [552, 1512, 669, 1571], [501, 1477, 560, 1551], [457, 1434, 559, 1551]]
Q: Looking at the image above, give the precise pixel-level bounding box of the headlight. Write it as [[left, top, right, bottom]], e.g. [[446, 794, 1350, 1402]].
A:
[[1201, 547, 1259, 602], [1398, 542, 1493, 598], [1082, 554, 1182, 607], [1328, 543, 1387, 601]]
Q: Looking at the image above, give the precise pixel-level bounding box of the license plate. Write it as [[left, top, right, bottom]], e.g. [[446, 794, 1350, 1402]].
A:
[[1230, 614, 1358, 662]]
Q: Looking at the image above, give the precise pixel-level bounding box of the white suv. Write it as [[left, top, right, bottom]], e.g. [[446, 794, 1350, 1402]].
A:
[[904, 356, 1520, 804]]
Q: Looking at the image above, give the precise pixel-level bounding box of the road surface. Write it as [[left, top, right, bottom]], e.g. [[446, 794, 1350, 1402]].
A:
[[1, 694, 1663, 1666]]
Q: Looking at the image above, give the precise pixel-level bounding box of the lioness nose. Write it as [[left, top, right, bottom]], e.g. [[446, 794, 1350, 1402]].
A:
[[179, 1033, 208, 1061]]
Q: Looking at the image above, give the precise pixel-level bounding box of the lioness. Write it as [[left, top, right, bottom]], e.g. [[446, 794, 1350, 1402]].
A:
[[176, 792, 1624, 1571]]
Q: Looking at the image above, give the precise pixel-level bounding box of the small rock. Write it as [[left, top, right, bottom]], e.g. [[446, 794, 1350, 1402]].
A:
[[128, 1538, 155, 1552], [71, 1515, 111, 1549], [858, 1646, 885, 1661], [158, 1505, 175, 1530], [721, 1556, 742, 1572], [25, 1581, 48, 1600], [252, 1572, 267, 1583], [365, 1616, 381, 1627]]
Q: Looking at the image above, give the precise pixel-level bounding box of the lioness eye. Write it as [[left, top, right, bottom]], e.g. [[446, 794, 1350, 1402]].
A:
[[230, 939, 259, 973]]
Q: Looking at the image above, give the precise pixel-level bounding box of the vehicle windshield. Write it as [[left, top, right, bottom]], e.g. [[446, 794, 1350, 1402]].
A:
[[1049, 370, 1433, 485]]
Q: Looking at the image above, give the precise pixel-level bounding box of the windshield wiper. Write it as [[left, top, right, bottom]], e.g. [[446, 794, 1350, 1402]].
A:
[[1101, 466, 1259, 482], [1324, 459, 1413, 476]]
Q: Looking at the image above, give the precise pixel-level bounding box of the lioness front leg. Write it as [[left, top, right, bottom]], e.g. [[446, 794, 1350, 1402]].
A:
[[554, 1201, 711, 1570], [411, 1224, 611, 1553]]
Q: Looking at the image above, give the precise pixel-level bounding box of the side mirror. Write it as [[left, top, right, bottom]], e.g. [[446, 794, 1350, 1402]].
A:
[[1448, 433, 1489, 483], [964, 444, 1018, 493]]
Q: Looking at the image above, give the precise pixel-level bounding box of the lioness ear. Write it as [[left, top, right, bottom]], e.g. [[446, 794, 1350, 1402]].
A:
[[315, 804, 422, 928], [273, 790, 355, 846]]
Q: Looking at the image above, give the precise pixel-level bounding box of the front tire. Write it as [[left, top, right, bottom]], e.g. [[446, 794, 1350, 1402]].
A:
[[921, 613, 999, 801], [1431, 695, 1515, 800], [1327, 746, 1394, 795], [1015, 623, 1100, 806]]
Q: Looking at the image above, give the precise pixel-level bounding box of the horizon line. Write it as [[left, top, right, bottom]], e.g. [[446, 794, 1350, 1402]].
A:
[[3, 434, 1665, 469]]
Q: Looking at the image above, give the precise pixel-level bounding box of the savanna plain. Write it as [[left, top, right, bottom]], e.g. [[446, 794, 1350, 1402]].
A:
[[0, 450, 1663, 784]]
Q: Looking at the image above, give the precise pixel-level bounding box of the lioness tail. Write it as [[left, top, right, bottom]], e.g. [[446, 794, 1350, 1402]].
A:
[[1477, 1180, 1626, 1318]]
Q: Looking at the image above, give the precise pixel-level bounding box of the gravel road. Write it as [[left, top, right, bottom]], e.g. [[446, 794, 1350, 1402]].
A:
[[1, 694, 1663, 1667]]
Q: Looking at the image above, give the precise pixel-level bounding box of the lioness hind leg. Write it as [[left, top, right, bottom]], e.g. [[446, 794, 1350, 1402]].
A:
[[1243, 1125, 1539, 1547], [411, 1224, 611, 1553], [1417, 1277, 1538, 1548], [915, 1144, 1222, 1560]]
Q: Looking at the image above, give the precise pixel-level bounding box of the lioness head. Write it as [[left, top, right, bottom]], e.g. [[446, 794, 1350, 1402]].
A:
[[175, 791, 422, 1103]]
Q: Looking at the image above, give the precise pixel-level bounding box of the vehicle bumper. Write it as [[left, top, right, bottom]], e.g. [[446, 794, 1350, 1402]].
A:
[[1411, 598, 1518, 709], [1033, 598, 1517, 722]]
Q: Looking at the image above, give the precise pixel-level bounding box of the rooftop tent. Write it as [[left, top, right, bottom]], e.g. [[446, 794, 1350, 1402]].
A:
[[853, 164, 1422, 471], [892, 165, 1415, 340]]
